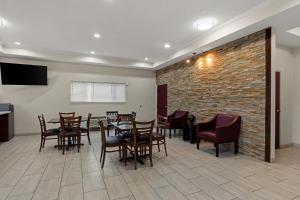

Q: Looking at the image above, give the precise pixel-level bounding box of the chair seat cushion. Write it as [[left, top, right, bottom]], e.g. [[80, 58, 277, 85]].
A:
[[106, 136, 123, 145], [197, 130, 216, 141], [117, 131, 132, 139], [124, 137, 149, 146], [44, 128, 60, 136], [152, 132, 165, 140], [60, 131, 79, 137]]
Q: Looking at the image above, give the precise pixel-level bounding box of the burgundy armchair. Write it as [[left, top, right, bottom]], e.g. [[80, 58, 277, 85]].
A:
[[196, 114, 241, 157], [164, 110, 189, 139]]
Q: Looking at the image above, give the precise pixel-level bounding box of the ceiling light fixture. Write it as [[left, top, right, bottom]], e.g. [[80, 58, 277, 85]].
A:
[[90, 51, 95, 54], [144, 57, 149, 61], [186, 59, 190, 64], [93, 33, 101, 38], [164, 43, 171, 49], [15, 42, 21, 46], [194, 17, 216, 31]]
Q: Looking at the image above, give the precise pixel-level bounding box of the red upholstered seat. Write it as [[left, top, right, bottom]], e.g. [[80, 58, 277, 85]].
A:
[[196, 114, 241, 157], [196, 130, 216, 141], [162, 110, 189, 139]]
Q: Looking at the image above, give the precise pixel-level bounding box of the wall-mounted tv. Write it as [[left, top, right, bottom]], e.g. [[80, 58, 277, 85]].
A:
[[0, 62, 47, 85]]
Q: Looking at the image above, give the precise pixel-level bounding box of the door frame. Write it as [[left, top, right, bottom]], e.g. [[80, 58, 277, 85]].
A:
[[275, 71, 281, 149]]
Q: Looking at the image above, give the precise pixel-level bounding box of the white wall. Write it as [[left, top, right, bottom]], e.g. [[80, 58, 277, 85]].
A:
[[275, 45, 295, 146], [0, 57, 157, 135], [291, 47, 300, 145]]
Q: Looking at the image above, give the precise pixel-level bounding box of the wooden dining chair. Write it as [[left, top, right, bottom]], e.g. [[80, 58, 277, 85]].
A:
[[117, 114, 133, 124], [106, 111, 118, 136], [59, 112, 75, 118], [125, 120, 155, 169], [38, 114, 60, 152], [98, 120, 127, 168], [81, 113, 92, 145], [59, 116, 82, 154], [152, 131, 167, 156]]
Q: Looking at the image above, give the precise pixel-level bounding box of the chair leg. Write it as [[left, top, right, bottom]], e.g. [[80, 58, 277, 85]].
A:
[[234, 141, 239, 154], [164, 139, 168, 156], [101, 151, 106, 168], [107, 127, 109, 137], [134, 147, 137, 170], [169, 128, 172, 139], [197, 137, 201, 149], [42, 137, 46, 147], [149, 146, 153, 167], [39, 136, 43, 152], [100, 146, 104, 162], [215, 143, 219, 157], [87, 130, 91, 145], [123, 145, 127, 166], [157, 140, 160, 152], [62, 137, 65, 155], [118, 146, 121, 159], [77, 136, 81, 152]]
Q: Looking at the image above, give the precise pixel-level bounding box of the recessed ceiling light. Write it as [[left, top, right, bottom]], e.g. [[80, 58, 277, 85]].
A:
[[194, 17, 216, 31], [93, 33, 101, 38], [186, 59, 191, 64], [164, 43, 171, 49], [144, 57, 149, 61], [15, 42, 21, 46], [90, 51, 95, 54]]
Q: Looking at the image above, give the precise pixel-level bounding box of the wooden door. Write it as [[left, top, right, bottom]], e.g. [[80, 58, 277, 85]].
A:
[[275, 72, 281, 149], [157, 84, 167, 117]]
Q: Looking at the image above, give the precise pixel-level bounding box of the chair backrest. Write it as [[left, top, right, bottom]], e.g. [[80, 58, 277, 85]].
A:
[[132, 120, 155, 145], [117, 114, 133, 124], [98, 120, 107, 145], [86, 113, 92, 128], [38, 114, 46, 133], [106, 111, 118, 123], [59, 112, 75, 118], [60, 116, 81, 136], [216, 114, 239, 127], [174, 110, 189, 118], [132, 112, 137, 119]]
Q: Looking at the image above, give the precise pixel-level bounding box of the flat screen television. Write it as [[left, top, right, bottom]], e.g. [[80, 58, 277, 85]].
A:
[[0, 62, 47, 85]]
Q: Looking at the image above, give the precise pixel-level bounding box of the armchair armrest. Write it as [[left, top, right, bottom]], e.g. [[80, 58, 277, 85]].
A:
[[157, 114, 167, 124], [197, 116, 217, 132]]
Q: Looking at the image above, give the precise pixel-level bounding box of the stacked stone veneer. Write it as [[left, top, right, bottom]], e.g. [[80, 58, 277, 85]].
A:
[[156, 30, 267, 159]]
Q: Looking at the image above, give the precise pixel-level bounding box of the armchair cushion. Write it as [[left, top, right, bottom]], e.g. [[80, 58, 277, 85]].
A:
[[197, 130, 216, 141]]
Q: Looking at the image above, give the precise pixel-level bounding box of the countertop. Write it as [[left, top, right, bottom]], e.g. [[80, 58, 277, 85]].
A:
[[0, 111, 11, 115]]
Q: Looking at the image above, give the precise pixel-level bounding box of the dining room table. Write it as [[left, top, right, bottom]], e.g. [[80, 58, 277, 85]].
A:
[[47, 117, 87, 150]]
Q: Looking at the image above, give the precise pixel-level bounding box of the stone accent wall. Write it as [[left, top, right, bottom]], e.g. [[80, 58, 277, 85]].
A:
[[157, 30, 267, 159]]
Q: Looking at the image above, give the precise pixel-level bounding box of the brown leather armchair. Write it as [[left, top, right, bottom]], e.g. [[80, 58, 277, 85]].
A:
[[196, 114, 241, 157], [164, 110, 189, 139]]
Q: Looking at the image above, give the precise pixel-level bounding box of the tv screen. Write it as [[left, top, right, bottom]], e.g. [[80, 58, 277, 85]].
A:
[[0, 62, 47, 85]]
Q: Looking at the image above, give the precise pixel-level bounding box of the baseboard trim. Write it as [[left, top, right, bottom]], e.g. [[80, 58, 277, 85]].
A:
[[280, 143, 293, 148]]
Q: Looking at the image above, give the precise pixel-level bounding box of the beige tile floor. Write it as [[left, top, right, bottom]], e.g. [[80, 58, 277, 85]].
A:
[[1, 132, 300, 200]]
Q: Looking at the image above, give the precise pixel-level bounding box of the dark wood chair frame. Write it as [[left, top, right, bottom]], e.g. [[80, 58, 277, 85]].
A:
[[38, 114, 59, 152], [81, 113, 92, 145], [106, 111, 118, 136], [152, 131, 168, 156], [126, 120, 155, 169], [99, 120, 127, 168], [59, 116, 82, 155]]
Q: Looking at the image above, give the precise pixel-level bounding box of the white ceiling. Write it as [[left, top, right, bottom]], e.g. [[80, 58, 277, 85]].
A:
[[1, 0, 300, 69]]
